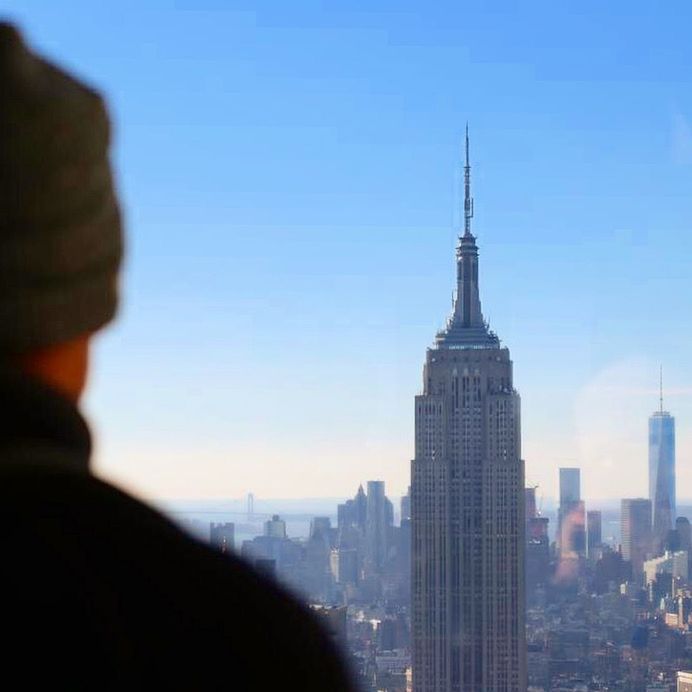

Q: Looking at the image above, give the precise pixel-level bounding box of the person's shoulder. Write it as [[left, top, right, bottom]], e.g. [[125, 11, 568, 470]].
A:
[[64, 473, 282, 594], [0, 471, 356, 689], [66, 473, 357, 689]]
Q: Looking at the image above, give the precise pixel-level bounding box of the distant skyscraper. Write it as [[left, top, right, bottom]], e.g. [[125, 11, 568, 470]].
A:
[[411, 129, 526, 691], [337, 484, 367, 533], [365, 480, 387, 575], [526, 516, 550, 596], [310, 516, 333, 545], [264, 514, 287, 539], [621, 498, 652, 578], [587, 510, 602, 559], [524, 486, 549, 596], [210, 522, 235, 554], [247, 492, 255, 521], [401, 486, 411, 523], [559, 468, 580, 506], [676, 517, 691, 556], [385, 495, 395, 528], [561, 501, 586, 558], [558, 468, 585, 557], [525, 486, 537, 521], [643, 550, 688, 585], [649, 371, 676, 554], [330, 548, 359, 585], [355, 484, 367, 529]]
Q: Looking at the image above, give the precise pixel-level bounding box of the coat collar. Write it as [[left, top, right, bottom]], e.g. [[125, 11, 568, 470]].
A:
[[0, 368, 91, 472]]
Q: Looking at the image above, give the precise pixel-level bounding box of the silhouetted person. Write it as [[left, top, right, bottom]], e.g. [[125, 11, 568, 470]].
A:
[[0, 24, 354, 690]]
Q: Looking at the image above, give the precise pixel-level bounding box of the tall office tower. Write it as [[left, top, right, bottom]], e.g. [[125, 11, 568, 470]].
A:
[[264, 514, 287, 539], [399, 515, 412, 596], [337, 483, 368, 533], [401, 486, 412, 523], [310, 517, 333, 545], [526, 516, 550, 597], [559, 468, 580, 506], [209, 522, 235, 554], [411, 128, 526, 692], [677, 517, 691, 555], [560, 501, 586, 557], [355, 484, 367, 530], [336, 501, 351, 532], [621, 498, 652, 579], [649, 372, 676, 554], [587, 510, 602, 559], [330, 548, 359, 585], [524, 486, 537, 522], [365, 480, 387, 575], [385, 496, 395, 527], [306, 517, 333, 601], [676, 516, 692, 576], [524, 485, 549, 598], [558, 468, 584, 557]]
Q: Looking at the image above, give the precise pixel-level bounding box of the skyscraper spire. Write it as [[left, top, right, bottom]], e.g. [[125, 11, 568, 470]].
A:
[[463, 122, 474, 238], [660, 365, 664, 413], [435, 125, 499, 349]]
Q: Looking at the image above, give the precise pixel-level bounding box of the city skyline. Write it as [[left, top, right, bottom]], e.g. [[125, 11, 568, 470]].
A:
[[4, 5, 692, 691], [6, 2, 692, 501]]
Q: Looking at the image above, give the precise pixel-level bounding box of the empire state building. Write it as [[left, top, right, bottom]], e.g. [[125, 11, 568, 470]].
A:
[[411, 129, 526, 691]]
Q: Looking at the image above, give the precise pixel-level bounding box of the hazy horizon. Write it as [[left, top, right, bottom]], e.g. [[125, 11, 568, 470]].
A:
[[155, 495, 692, 509]]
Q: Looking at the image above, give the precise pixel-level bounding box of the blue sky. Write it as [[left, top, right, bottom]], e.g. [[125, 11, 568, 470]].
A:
[[5, 1, 692, 503]]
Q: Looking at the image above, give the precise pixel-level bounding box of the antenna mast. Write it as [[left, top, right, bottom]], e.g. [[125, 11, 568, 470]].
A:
[[660, 365, 664, 413], [463, 123, 474, 237]]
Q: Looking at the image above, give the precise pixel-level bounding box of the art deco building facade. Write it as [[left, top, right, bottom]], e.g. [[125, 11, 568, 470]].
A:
[[411, 131, 526, 691]]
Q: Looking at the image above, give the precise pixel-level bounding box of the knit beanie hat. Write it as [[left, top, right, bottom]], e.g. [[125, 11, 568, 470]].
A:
[[0, 23, 123, 354]]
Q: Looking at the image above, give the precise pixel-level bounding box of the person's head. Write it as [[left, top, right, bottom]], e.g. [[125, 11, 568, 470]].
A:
[[0, 23, 123, 402]]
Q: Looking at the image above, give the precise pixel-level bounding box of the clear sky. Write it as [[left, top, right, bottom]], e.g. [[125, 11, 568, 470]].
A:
[[5, 1, 692, 504]]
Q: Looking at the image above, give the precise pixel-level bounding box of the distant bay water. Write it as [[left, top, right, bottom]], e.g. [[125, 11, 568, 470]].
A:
[[154, 497, 347, 546]]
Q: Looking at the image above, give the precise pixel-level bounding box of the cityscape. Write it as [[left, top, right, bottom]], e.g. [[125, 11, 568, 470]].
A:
[[4, 3, 692, 691], [170, 135, 692, 691]]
